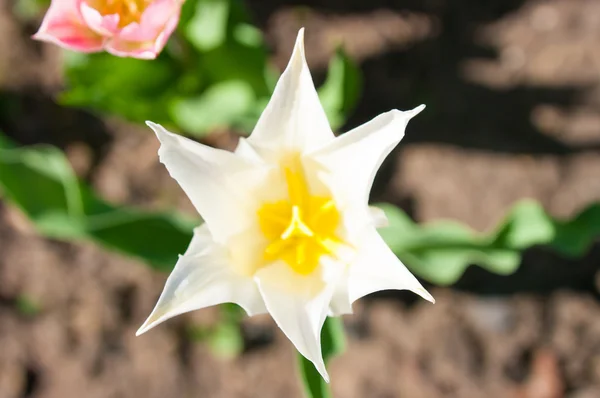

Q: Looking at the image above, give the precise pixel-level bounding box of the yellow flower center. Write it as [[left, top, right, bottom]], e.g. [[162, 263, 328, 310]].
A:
[[92, 0, 151, 27], [257, 156, 343, 276]]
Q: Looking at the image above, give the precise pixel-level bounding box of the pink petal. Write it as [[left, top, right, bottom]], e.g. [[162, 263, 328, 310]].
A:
[[33, 0, 104, 52], [140, 0, 184, 33], [117, 0, 183, 42], [80, 2, 120, 36], [37, 0, 83, 20], [105, 39, 159, 60], [151, 13, 180, 53], [106, 1, 182, 59]]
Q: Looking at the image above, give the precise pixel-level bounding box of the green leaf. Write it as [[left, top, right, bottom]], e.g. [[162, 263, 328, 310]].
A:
[[233, 24, 264, 48], [318, 48, 362, 130], [61, 52, 180, 125], [187, 303, 245, 359], [298, 317, 345, 398], [207, 321, 244, 359], [0, 136, 194, 271], [378, 200, 600, 285], [13, 0, 49, 20], [492, 201, 555, 249], [15, 295, 42, 317], [85, 208, 196, 272], [185, 0, 231, 51], [0, 145, 81, 219], [377, 204, 514, 285], [549, 205, 600, 256], [170, 80, 255, 136]]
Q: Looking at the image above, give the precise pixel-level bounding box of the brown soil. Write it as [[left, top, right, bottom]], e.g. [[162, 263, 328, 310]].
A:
[[1, 0, 600, 397]]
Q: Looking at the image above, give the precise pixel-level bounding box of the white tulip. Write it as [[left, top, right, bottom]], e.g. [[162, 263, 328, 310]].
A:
[[137, 28, 434, 382]]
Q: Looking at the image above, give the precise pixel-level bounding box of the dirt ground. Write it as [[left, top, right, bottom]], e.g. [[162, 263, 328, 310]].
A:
[[1, 0, 600, 397]]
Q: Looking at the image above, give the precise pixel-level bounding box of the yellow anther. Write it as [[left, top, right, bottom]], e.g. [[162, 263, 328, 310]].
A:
[[257, 155, 344, 275], [96, 0, 150, 27]]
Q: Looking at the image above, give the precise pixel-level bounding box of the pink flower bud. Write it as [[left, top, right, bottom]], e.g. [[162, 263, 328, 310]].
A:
[[33, 0, 184, 59]]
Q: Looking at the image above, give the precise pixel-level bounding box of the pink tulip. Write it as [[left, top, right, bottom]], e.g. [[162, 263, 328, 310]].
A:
[[33, 0, 184, 59]]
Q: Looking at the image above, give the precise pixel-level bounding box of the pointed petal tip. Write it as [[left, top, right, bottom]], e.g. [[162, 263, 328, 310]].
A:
[[408, 104, 426, 117], [418, 287, 435, 304], [135, 314, 159, 336], [145, 120, 162, 132], [145, 121, 172, 144], [295, 27, 305, 45], [135, 323, 149, 337], [136, 310, 165, 336], [313, 358, 330, 383], [291, 27, 306, 61], [145, 120, 161, 133], [311, 360, 330, 383]]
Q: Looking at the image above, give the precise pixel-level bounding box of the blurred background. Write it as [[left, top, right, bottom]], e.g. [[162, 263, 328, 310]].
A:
[[1, 0, 600, 397]]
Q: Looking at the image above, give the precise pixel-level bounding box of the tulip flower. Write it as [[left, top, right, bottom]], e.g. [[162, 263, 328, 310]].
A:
[[137, 29, 434, 381], [33, 0, 183, 59]]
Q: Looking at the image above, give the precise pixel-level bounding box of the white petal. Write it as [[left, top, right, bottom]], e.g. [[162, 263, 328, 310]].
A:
[[147, 122, 268, 244], [328, 275, 353, 316], [247, 28, 334, 155], [254, 262, 340, 382], [369, 205, 389, 228], [348, 228, 435, 304], [136, 226, 266, 336], [308, 106, 425, 208], [234, 137, 264, 162]]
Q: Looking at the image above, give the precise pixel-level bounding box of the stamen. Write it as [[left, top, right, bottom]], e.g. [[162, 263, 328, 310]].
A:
[[281, 206, 314, 239], [309, 199, 336, 224], [315, 237, 341, 256], [96, 0, 149, 27], [295, 242, 306, 267], [257, 155, 344, 275], [264, 238, 290, 256]]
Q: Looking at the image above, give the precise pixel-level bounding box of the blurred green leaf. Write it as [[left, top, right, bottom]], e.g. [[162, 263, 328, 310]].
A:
[[170, 80, 255, 135], [207, 320, 244, 359], [492, 201, 555, 249], [0, 136, 194, 271], [187, 303, 245, 359], [318, 48, 362, 130], [61, 52, 180, 125], [378, 200, 600, 285], [553, 205, 600, 256], [15, 295, 42, 317], [298, 317, 346, 398], [13, 0, 49, 20], [209, 302, 245, 358], [186, 0, 230, 51], [233, 24, 264, 48], [0, 144, 82, 220]]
